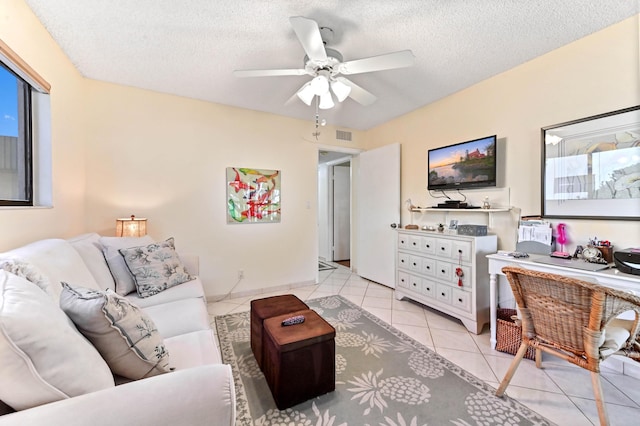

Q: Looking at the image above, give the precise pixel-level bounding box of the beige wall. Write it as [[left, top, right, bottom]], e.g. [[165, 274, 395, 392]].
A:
[[82, 81, 365, 297], [0, 0, 89, 247], [366, 15, 640, 253]]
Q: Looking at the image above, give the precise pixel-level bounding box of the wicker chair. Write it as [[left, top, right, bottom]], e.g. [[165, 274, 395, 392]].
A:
[[495, 266, 640, 426]]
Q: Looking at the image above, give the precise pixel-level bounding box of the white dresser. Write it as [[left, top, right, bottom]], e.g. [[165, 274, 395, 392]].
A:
[[395, 229, 497, 334]]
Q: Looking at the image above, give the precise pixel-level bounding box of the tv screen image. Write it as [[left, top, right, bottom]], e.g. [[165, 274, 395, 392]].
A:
[[427, 135, 497, 191]]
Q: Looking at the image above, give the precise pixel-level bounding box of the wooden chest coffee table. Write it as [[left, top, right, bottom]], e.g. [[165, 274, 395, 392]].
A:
[[250, 294, 308, 369], [262, 308, 336, 409]]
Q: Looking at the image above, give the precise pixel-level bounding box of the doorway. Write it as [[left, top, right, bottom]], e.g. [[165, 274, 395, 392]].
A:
[[318, 150, 353, 268]]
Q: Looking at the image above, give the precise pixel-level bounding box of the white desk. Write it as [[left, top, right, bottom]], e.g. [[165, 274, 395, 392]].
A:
[[487, 253, 640, 349]]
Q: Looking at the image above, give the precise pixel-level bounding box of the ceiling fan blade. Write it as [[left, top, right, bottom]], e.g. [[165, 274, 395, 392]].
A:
[[289, 16, 327, 63], [234, 68, 307, 78], [338, 50, 415, 75], [336, 77, 377, 106]]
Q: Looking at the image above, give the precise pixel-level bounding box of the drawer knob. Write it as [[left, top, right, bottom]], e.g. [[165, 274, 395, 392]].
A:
[[458, 298, 463, 302], [441, 269, 445, 273], [441, 292, 445, 296], [413, 262, 417, 266]]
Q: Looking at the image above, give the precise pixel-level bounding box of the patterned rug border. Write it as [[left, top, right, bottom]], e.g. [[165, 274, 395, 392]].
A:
[[215, 295, 554, 425]]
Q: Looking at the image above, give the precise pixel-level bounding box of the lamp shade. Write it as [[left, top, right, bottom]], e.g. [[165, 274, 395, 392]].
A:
[[296, 82, 315, 106], [318, 92, 335, 110], [330, 79, 351, 102], [310, 72, 330, 95], [115, 215, 147, 237]]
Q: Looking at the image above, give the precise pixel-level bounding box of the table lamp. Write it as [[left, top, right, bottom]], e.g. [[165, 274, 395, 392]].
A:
[[115, 215, 147, 237]]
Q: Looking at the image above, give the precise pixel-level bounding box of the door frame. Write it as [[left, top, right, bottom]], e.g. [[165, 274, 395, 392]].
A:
[[316, 145, 361, 282], [328, 158, 351, 263]]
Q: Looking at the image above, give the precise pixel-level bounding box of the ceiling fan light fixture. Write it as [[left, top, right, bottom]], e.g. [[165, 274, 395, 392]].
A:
[[310, 74, 329, 96], [296, 82, 315, 105], [318, 92, 334, 109], [330, 79, 351, 102]]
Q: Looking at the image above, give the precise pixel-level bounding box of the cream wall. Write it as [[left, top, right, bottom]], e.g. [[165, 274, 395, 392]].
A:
[[0, 0, 89, 247], [82, 81, 366, 298], [366, 15, 640, 253]]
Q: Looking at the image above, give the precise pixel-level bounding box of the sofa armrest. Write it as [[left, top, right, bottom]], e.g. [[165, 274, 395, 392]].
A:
[[180, 253, 199, 276], [0, 365, 235, 426]]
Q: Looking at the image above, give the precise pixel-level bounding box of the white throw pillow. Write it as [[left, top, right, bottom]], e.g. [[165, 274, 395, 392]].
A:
[[99, 236, 155, 295], [68, 233, 117, 291], [0, 271, 114, 411], [119, 237, 195, 298], [59, 283, 172, 379]]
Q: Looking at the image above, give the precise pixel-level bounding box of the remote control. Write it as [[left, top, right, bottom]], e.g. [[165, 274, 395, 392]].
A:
[[509, 252, 529, 258], [281, 315, 305, 327]]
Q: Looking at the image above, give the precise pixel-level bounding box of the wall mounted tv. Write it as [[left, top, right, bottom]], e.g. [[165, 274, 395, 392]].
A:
[[427, 135, 497, 191]]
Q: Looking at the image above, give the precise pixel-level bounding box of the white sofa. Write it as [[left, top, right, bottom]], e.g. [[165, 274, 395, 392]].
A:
[[0, 233, 235, 426]]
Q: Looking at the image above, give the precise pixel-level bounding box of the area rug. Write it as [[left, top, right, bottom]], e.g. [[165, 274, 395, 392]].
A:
[[215, 295, 554, 426], [318, 261, 337, 271]]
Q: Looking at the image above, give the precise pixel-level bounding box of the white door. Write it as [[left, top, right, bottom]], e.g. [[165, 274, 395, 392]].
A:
[[356, 143, 401, 288], [332, 164, 350, 261]]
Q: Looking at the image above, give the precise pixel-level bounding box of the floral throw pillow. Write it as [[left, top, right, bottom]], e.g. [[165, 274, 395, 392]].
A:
[[119, 237, 195, 298], [59, 283, 171, 380]]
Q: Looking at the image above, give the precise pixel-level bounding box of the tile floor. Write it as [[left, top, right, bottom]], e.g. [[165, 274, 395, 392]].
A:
[[207, 263, 640, 426]]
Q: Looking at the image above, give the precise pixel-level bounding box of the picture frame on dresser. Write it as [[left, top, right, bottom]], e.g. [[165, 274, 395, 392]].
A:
[[541, 105, 640, 220]]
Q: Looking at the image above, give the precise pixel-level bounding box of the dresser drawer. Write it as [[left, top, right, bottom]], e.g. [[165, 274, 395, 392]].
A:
[[409, 255, 422, 272], [420, 236, 436, 255], [398, 234, 411, 251], [436, 239, 452, 258], [422, 279, 436, 299], [436, 284, 452, 304], [421, 257, 436, 276], [397, 271, 410, 288], [436, 260, 452, 281], [408, 275, 422, 292], [452, 288, 471, 312], [398, 253, 409, 269], [408, 236, 421, 251], [452, 241, 473, 262]]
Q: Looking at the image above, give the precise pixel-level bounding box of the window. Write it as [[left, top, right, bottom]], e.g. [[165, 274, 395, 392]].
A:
[[0, 64, 32, 205], [0, 38, 51, 207]]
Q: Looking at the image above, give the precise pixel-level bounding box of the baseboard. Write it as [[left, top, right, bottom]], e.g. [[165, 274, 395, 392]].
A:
[[207, 279, 317, 302]]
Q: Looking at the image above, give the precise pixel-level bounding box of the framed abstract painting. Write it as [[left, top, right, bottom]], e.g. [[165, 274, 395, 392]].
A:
[[226, 167, 281, 224]]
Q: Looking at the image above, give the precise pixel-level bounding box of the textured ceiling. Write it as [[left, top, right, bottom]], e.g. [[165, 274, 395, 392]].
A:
[[25, 1, 639, 130]]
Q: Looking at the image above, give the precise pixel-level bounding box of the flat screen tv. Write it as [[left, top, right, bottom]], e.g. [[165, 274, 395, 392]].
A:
[[427, 135, 497, 191]]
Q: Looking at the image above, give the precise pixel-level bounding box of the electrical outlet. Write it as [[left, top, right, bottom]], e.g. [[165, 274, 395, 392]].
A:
[[238, 269, 244, 279]]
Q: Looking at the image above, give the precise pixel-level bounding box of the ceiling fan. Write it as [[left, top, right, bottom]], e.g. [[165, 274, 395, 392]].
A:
[[234, 16, 415, 109]]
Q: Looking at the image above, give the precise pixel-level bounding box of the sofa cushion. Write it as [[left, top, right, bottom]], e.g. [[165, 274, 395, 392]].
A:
[[125, 276, 205, 308], [0, 239, 101, 302], [67, 233, 116, 291], [163, 330, 221, 368], [142, 298, 210, 339], [59, 283, 171, 380], [119, 237, 195, 298], [99, 236, 155, 296], [0, 271, 114, 411]]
